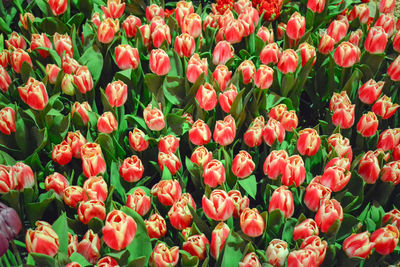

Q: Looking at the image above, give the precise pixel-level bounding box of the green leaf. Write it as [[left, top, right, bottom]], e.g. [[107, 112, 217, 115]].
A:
[[161, 166, 172, 180], [110, 161, 125, 201], [218, 231, 246, 266], [25, 191, 55, 225], [52, 212, 69, 255], [79, 47, 103, 84], [28, 253, 56, 266], [180, 250, 199, 267], [69, 252, 92, 266], [237, 175, 257, 199], [36, 17, 68, 35], [0, 17, 12, 33]]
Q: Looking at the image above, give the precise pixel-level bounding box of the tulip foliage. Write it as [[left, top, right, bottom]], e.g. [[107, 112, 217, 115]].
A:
[[1, 0, 400, 266]]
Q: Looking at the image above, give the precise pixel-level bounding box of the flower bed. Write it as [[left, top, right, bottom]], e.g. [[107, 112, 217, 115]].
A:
[[0, 0, 400, 266]]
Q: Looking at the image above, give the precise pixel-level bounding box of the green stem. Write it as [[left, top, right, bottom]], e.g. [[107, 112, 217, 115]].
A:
[[10, 240, 22, 266]]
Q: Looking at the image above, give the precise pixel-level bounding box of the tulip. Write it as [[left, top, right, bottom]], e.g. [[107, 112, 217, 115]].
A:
[[81, 143, 107, 178], [334, 41, 361, 68], [122, 15, 141, 38], [63, 186, 86, 208], [388, 55, 400, 81], [213, 41, 235, 65], [0, 107, 16, 135], [150, 16, 166, 32], [210, 222, 230, 259], [6, 32, 26, 50], [269, 186, 294, 218], [213, 115, 236, 146], [129, 128, 149, 152], [365, 26, 387, 54], [320, 166, 351, 192], [371, 225, 399, 255], [332, 104, 355, 129], [189, 120, 211, 146], [150, 242, 180, 267], [158, 135, 179, 154], [375, 13, 395, 37], [78, 200, 106, 224], [174, 33, 195, 58], [0, 66, 11, 93], [377, 129, 399, 151], [18, 78, 49, 111], [277, 49, 298, 74], [287, 249, 317, 267], [191, 146, 213, 168], [393, 31, 400, 53], [44, 173, 69, 197], [145, 214, 167, 239], [225, 19, 244, 44], [348, 4, 369, 24], [263, 150, 288, 179], [357, 112, 378, 137], [203, 159, 226, 188], [304, 179, 331, 212], [175, 1, 193, 27], [343, 232, 374, 259], [151, 180, 182, 206], [269, 104, 287, 120], [125, 188, 150, 216], [119, 155, 144, 182], [203, 13, 218, 31], [105, 80, 128, 107], [327, 133, 353, 161], [232, 151, 255, 179], [212, 65, 231, 92], [358, 151, 380, 184], [146, 4, 164, 21], [226, 189, 250, 220], [52, 141, 72, 166], [280, 110, 299, 132], [74, 66, 93, 94], [219, 84, 238, 113], [239, 9, 258, 37], [255, 65, 273, 89], [349, 30, 363, 46], [71, 102, 91, 126], [244, 122, 264, 147], [101, 0, 125, 19], [187, 53, 208, 83], [97, 112, 118, 134], [11, 162, 33, 191], [383, 209, 400, 228], [182, 234, 209, 261], [48, 0, 68, 16], [0, 165, 16, 193], [240, 208, 265, 237], [45, 64, 60, 85], [139, 24, 151, 46], [266, 239, 289, 267], [234, 0, 252, 14], [83, 176, 108, 202], [102, 210, 137, 251], [326, 157, 351, 171], [11, 48, 32, 74], [20, 12, 35, 30], [260, 43, 281, 65], [381, 161, 400, 185], [143, 104, 165, 131], [115, 44, 140, 70], [0, 50, 9, 69], [372, 95, 399, 119], [297, 128, 320, 157], [62, 54, 81, 74], [293, 219, 319, 241], [97, 18, 118, 44], [299, 42, 316, 66], [97, 257, 119, 267], [182, 13, 202, 38], [25, 221, 59, 256], [239, 252, 261, 267], [282, 155, 306, 187], [315, 199, 343, 233], [68, 233, 78, 257], [358, 79, 384, 104], [53, 33, 73, 57], [327, 19, 348, 43], [168, 201, 192, 230], [300, 236, 327, 266], [150, 49, 171, 76], [152, 24, 171, 48], [286, 12, 305, 40], [263, 118, 285, 146], [257, 26, 274, 43], [158, 152, 181, 175], [202, 189, 234, 221], [77, 230, 100, 264], [307, 0, 325, 13], [329, 91, 351, 111], [30, 33, 52, 58], [318, 34, 335, 54], [379, 0, 395, 13]]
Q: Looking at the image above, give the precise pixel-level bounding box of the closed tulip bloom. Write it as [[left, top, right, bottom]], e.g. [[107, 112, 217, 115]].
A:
[[0, 107, 16, 135], [48, 0, 68, 16], [318, 34, 335, 54], [332, 104, 355, 129], [63, 185, 86, 208], [383, 209, 400, 228], [168, 201, 192, 230], [358, 79, 384, 104], [191, 146, 213, 168], [326, 156, 350, 172], [349, 30, 363, 46], [348, 4, 369, 24], [0, 50, 9, 68], [20, 12, 35, 30], [304, 179, 331, 212], [219, 85, 238, 113], [358, 151, 380, 184], [327, 133, 353, 161], [97, 18, 118, 44], [182, 13, 202, 38], [327, 19, 348, 43], [282, 155, 306, 187], [83, 176, 108, 202], [62, 54, 81, 74], [97, 112, 117, 134], [202, 189, 234, 221], [203, 13, 218, 31], [240, 208, 265, 237], [203, 159, 226, 188], [52, 141, 72, 165], [25, 221, 59, 257], [379, 0, 395, 13], [146, 4, 164, 21], [343, 232, 374, 259], [182, 234, 209, 261], [232, 151, 255, 178], [0, 165, 16, 193], [151, 180, 182, 206], [144, 104, 165, 131], [189, 120, 211, 145], [315, 199, 343, 233], [329, 91, 351, 111], [6, 32, 26, 50], [278, 49, 298, 74], [255, 65, 273, 89], [307, 0, 325, 13], [105, 80, 128, 107], [266, 239, 289, 267], [269, 186, 294, 218], [102, 210, 137, 251], [30, 33, 52, 58], [145, 214, 167, 239], [293, 219, 319, 241], [280, 110, 299, 132], [287, 249, 317, 267], [388, 55, 400, 81], [129, 128, 149, 152], [269, 104, 287, 120], [77, 230, 100, 264], [152, 24, 171, 48], [244, 123, 264, 147], [239, 9, 258, 37], [381, 161, 400, 185], [12, 162, 34, 191], [225, 19, 244, 44], [357, 112, 378, 137], [45, 64, 60, 85], [299, 42, 316, 66], [212, 65, 231, 92], [101, 0, 125, 19], [334, 42, 361, 68], [126, 188, 150, 216], [18, 78, 48, 110], [174, 33, 195, 58], [372, 95, 399, 119], [239, 252, 261, 267], [393, 31, 400, 53], [375, 13, 395, 37], [371, 225, 399, 255], [300, 236, 328, 266], [11, 48, 32, 74], [256, 27, 273, 44], [263, 118, 285, 146], [0, 66, 11, 93], [71, 102, 91, 126], [213, 115, 236, 146], [263, 150, 288, 179], [213, 41, 235, 65], [210, 222, 230, 259], [377, 129, 398, 151], [44, 172, 69, 197], [122, 15, 141, 38], [73, 66, 93, 94], [297, 128, 321, 156], [175, 1, 193, 27], [158, 152, 182, 175], [260, 43, 281, 65], [53, 33, 73, 57], [365, 26, 387, 54], [150, 16, 166, 32], [150, 49, 171, 76], [150, 242, 180, 267], [97, 257, 119, 267], [67, 233, 78, 257], [139, 24, 151, 46], [158, 135, 180, 154], [78, 200, 106, 224], [228, 190, 249, 218], [115, 44, 140, 70], [286, 12, 305, 40], [119, 155, 144, 182], [187, 53, 208, 83], [320, 166, 351, 192], [81, 143, 107, 178]]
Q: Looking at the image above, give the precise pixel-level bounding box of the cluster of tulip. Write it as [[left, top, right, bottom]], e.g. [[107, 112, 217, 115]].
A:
[[1, 0, 400, 266]]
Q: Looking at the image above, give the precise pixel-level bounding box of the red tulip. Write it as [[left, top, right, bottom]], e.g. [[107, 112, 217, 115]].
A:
[[315, 199, 343, 233], [44, 172, 69, 197], [255, 65, 274, 89], [210, 222, 230, 259], [48, 0, 68, 16], [122, 15, 141, 38], [203, 159, 226, 188], [269, 186, 294, 218], [304, 179, 331, 212], [151, 180, 182, 206], [378, 129, 400, 151], [4, 32, 25, 50], [365, 26, 387, 54], [0, 107, 15, 135], [371, 225, 399, 255], [97, 18, 118, 44], [73, 66, 93, 94], [307, 0, 325, 13], [213, 41, 235, 65], [52, 141, 72, 166], [300, 236, 327, 266], [358, 79, 384, 104], [327, 133, 353, 161], [282, 155, 306, 187], [63, 186, 86, 208], [182, 13, 202, 38], [175, 1, 193, 27], [263, 150, 288, 179], [318, 34, 335, 54], [375, 13, 395, 37], [68, 233, 78, 257], [257, 26, 274, 43], [287, 249, 317, 267], [150, 49, 171, 76], [190, 146, 212, 168], [240, 208, 265, 237], [83, 176, 108, 202], [239, 252, 261, 267], [53, 33, 73, 57], [145, 214, 167, 239], [239, 8, 258, 37], [78, 200, 106, 224], [297, 128, 321, 156], [119, 155, 144, 182], [97, 256, 119, 267], [20, 12, 35, 30], [383, 209, 400, 229], [381, 161, 400, 185], [11, 48, 32, 74], [62, 54, 81, 74], [286, 12, 306, 40], [357, 112, 378, 137], [71, 102, 91, 126], [97, 112, 117, 134], [225, 19, 244, 44], [393, 31, 400, 53], [129, 128, 149, 152], [150, 242, 180, 267], [45, 64, 60, 85], [144, 104, 165, 131], [105, 80, 128, 107], [125, 188, 150, 216], [174, 33, 195, 58], [244, 118, 264, 147], [212, 64, 231, 91], [263, 118, 285, 146], [388, 55, 400, 81], [334, 41, 361, 68], [358, 151, 380, 184], [0, 165, 16, 193], [146, 4, 164, 21], [12, 162, 33, 191], [187, 53, 208, 83], [77, 230, 100, 264], [202, 189, 234, 221], [168, 200, 192, 230], [139, 24, 151, 46], [101, 0, 125, 19], [280, 110, 299, 132], [327, 19, 348, 43], [278, 49, 299, 74], [102, 210, 137, 251], [232, 150, 255, 178], [218, 84, 237, 113], [0, 66, 11, 93], [379, 0, 395, 13], [348, 4, 369, 24], [158, 135, 180, 154], [213, 115, 236, 146], [320, 166, 351, 192], [25, 221, 59, 257], [18, 78, 49, 110], [30, 33, 52, 58], [260, 42, 281, 65], [343, 232, 374, 259], [152, 24, 171, 48], [266, 239, 289, 267], [81, 143, 107, 178], [115, 44, 140, 70], [158, 152, 181, 175], [293, 218, 319, 241], [372, 95, 399, 119], [349, 29, 363, 46], [0, 50, 10, 69]]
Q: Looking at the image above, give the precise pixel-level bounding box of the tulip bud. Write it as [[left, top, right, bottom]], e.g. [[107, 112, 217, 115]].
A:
[[239, 252, 261, 267], [286, 12, 306, 40], [263, 118, 285, 146], [73, 66, 93, 94], [78, 200, 106, 224], [371, 225, 399, 255], [280, 110, 299, 132], [45, 64, 60, 85], [119, 155, 144, 183], [62, 54, 81, 74], [0, 66, 11, 93], [114, 44, 140, 70], [63, 185, 86, 208], [97, 18, 117, 44], [260, 43, 280, 65], [202, 189, 234, 221], [334, 41, 361, 68], [83, 176, 107, 202], [151, 180, 182, 206], [213, 115, 236, 146], [357, 112, 378, 137], [244, 121, 264, 148], [372, 95, 399, 119], [257, 26, 274, 43], [53, 33, 73, 57], [145, 213, 167, 239], [212, 65, 231, 92], [304, 179, 331, 212], [139, 24, 151, 47], [388, 55, 400, 82], [365, 26, 387, 54], [349, 30, 363, 46], [102, 210, 137, 251], [187, 53, 208, 83], [381, 161, 400, 185], [158, 152, 182, 175], [327, 19, 348, 43], [11, 48, 32, 74], [343, 231, 374, 259], [182, 13, 202, 38], [77, 230, 100, 264], [293, 218, 319, 242], [97, 112, 118, 134], [269, 186, 294, 218], [266, 239, 289, 267], [277, 49, 298, 74], [122, 15, 141, 38], [240, 208, 265, 237], [189, 120, 211, 146], [232, 150, 255, 178], [6, 32, 26, 50], [52, 141, 72, 166], [150, 242, 180, 267], [81, 143, 107, 178], [219, 84, 237, 113], [299, 42, 316, 66], [383, 209, 400, 228], [174, 33, 195, 58], [0, 50, 10, 69], [348, 4, 370, 24], [125, 188, 150, 216], [210, 222, 230, 259], [297, 128, 321, 157], [307, 0, 325, 13], [300, 236, 327, 266], [213, 41, 235, 65], [327, 133, 353, 161], [25, 221, 59, 257], [20, 12, 35, 30], [254, 65, 273, 90], [149, 49, 171, 76], [158, 135, 179, 154], [18, 78, 49, 111], [30, 33, 52, 58], [263, 150, 288, 179], [48, 0, 68, 16], [225, 19, 244, 44], [71, 102, 91, 126], [182, 234, 209, 261], [104, 80, 128, 107], [0, 165, 16, 193], [358, 79, 384, 104], [379, 0, 395, 13], [375, 13, 395, 37], [45, 172, 69, 197], [0, 107, 16, 135], [101, 0, 125, 19], [168, 200, 192, 230], [315, 199, 343, 233], [144, 104, 165, 131], [129, 128, 149, 152], [191, 146, 212, 168], [358, 151, 380, 184], [282, 155, 306, 187], [203, 159, 226, 188]]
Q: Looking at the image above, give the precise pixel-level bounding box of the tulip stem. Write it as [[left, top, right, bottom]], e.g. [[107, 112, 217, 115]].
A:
[[10, 240, 22, 266]]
